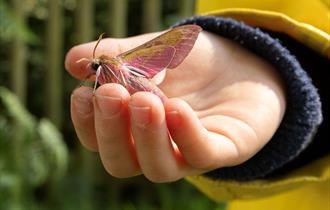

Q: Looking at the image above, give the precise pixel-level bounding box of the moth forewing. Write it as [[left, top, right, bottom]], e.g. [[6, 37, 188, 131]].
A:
[[77, 25, 202, 101]]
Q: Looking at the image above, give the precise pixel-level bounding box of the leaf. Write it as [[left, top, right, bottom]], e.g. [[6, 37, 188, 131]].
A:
[[0, 87, 68, 186], [38, 118, 68, 179], [0, 1, 39, 43], [0, 171, 20, 189], [0, 86, 36, 135]]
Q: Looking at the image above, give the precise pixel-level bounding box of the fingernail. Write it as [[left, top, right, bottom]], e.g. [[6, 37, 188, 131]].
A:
[[95, 95, 122, 118], [72, 94, 93, 116], [166, 111, 181, 129], [130, 105, 151, 127]]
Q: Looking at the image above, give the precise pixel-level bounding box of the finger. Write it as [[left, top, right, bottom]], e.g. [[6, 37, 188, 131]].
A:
[[71, 86, 98, 151], [65, 33, 160, 80], [94, 83, 140, 178], [129, 92, 188, 182], [165, 98, 243, 170]]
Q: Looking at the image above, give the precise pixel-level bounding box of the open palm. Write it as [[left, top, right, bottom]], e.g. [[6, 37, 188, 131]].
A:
[[65, 30, 286, 182]]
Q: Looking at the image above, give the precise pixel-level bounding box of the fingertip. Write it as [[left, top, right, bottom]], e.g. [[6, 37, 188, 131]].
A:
[[72, 86, 94, 97], [164, 98, 191, 111], [95, 83, 130, 100], [165, 99, 215, 170], [163, 99, 182, 129], [130, 92, 165, 126], [94, 84, 130, 119], [165, 98, 206, 139], [64, 46, 77, 71], [70, 86, 98, 151], [65, 44, 95, 80], [164, 98, 197, 124], [130, 91, 162, 105], [71, 86, 94, 117], [65, 38, 124, 80]]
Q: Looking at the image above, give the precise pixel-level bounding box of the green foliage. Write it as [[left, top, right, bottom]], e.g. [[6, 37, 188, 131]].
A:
[[0, 1, 38, 43], [38, 119, 68, 179], [53, 174, 224, 210], [0, 87, 69, 210]]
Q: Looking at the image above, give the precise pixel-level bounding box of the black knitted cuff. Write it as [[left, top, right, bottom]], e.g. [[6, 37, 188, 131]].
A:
[[173, 16, 323, 181]]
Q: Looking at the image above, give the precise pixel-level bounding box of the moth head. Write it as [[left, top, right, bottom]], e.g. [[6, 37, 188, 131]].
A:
[[76, 33, 105, 71], [91, 59, 101, 71]]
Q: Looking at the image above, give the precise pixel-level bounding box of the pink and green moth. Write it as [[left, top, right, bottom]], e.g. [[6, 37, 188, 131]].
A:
[[78, 25, 202, 102]]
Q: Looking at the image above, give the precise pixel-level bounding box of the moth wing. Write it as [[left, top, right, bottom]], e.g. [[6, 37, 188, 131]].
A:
[[118, 24, 202, 77], [127, 76, 167, 101], [99, 63, 121, 84], [119, 45, 176, 79]]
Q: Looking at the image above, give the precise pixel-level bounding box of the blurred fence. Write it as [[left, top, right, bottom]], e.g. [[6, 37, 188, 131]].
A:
[[4, 0, 195, 128], [0, 1, 228, 210]]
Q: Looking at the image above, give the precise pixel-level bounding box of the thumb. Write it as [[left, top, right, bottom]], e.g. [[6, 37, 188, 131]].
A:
[[65, 32, 161, 80]]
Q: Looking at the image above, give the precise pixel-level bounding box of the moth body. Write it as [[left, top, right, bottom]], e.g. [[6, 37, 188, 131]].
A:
[[79, 25, 203, 102]]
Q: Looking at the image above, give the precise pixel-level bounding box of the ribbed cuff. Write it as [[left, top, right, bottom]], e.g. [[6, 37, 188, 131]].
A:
[[174, 16, 323, 181]]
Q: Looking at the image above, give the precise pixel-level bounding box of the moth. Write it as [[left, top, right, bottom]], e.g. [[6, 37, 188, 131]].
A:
[[78, 25, 202, 102]]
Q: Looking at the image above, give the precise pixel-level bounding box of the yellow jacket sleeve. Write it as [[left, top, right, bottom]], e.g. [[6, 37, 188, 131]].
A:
[[184, 1, 330, 210], [197, 0, 330, 58]]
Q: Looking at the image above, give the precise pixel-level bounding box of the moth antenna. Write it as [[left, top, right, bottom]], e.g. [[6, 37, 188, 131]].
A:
[[93, 33, 105, 59], [93, 66, 102, 93]]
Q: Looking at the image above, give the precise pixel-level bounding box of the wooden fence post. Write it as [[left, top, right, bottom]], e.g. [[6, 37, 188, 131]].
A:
[[46, 0, 63, 128], [109, 0, 128, 37], [9, 0, 27, 208], [179, 0, 195, 18], [76, 0, 94, 42], [142, 0, 162, 32], [10, 0, 27, 105], [75, 1, 96, 210]]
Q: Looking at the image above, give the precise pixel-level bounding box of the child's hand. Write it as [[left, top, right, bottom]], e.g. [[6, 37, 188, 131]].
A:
[[65, 30, 286, 182]]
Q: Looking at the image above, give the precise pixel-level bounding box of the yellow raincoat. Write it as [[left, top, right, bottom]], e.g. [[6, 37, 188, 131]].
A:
[[186, 1, 330, 209]]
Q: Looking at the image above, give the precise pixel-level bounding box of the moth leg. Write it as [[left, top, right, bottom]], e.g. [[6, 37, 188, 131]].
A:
[[119, 70, 127, 88], [93, 66, 102, 93], [102, 64, 121, 83]]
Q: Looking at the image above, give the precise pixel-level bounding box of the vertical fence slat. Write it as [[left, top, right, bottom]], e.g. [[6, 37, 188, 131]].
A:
[[9, 0, 27, 208], [45, 0, 64, 206], [109, 0, 128, 37], [142, 0, 162, 32], [75, 1, 95, 210], [76, 0, 94, 42], [10, 0, 27, 105], [179, 0, 195, 18], [46, 0, 63, 128]]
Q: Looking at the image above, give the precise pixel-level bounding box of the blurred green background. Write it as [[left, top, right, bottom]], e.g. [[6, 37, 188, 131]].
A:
[[0, 0, 226, 209]]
